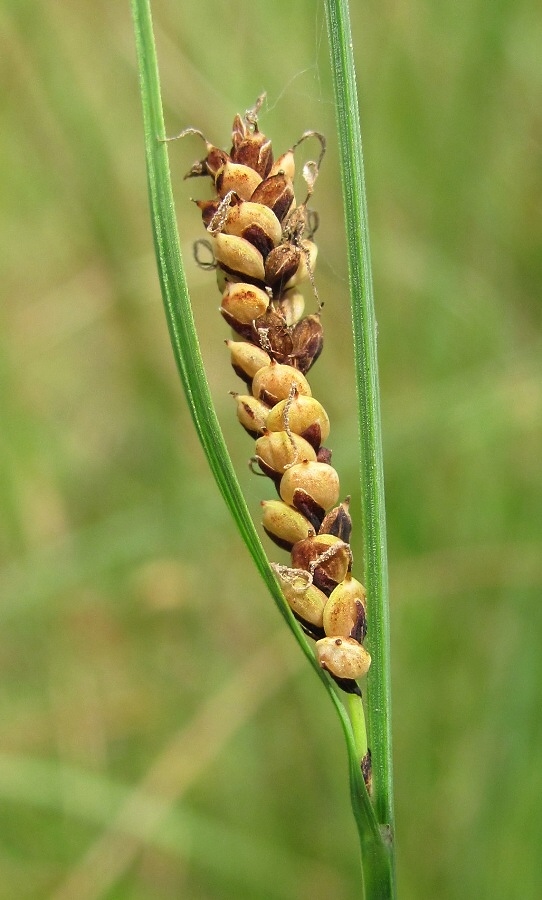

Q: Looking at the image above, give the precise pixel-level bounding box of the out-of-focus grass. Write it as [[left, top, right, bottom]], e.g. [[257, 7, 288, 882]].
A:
[[1, 1, 541, 898]]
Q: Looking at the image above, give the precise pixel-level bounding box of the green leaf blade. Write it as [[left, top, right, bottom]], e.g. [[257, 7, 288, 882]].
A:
[[324, 0, 396, 895]]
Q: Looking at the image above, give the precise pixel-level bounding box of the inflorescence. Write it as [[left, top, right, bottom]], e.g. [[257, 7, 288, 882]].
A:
[[184, 95, 371, 696]]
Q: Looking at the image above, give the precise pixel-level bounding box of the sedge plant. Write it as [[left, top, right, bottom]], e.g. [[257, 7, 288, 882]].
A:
[[132, 0, 395, 895]]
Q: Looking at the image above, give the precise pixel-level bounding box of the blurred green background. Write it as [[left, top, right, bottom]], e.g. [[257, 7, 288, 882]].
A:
[[1, 1, 541, 897]]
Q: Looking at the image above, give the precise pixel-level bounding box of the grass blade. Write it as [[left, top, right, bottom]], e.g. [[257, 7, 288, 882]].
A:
[[324, 0, 396, 893]]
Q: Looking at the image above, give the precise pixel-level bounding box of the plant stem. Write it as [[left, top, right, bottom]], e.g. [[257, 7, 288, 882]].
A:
[[347, 693, 368, 760], [324, 0, 396, 893]]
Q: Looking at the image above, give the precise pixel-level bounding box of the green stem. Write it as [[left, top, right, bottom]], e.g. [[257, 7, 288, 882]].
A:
[[324, 0, 396, 895], [347, 693, 368, 760]]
